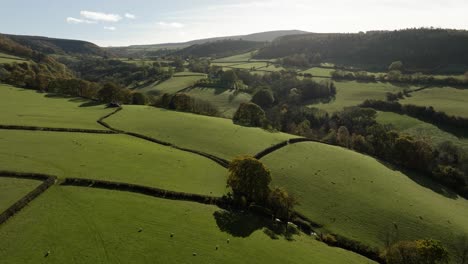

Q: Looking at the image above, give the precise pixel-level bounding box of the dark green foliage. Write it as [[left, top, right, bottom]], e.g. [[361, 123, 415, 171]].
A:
[[97, 82, 132, 104], [251, 88, 275, 108], [174, 39, 264, 58], [131, 92, 148, 105], [227, 156, 271, 203], [233, 102, 266, 127], [382, 239, 449, 264], [268, 187, 298, 220], [3, 34, 107, 56], [256, 28, 468, 71], [156, 93, 220, 117]]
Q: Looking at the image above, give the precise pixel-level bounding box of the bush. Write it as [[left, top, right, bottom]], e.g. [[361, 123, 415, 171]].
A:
[[251, 88, 275, 109], [382, 239, 449, 264], [233, 102, 267, 128]]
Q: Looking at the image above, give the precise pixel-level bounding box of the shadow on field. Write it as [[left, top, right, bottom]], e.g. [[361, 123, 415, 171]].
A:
[[213, 210, 299, 240], [378, 160, 459, 199]]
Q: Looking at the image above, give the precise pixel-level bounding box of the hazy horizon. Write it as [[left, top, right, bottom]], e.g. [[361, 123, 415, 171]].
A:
[[1, 0, 467, 47]]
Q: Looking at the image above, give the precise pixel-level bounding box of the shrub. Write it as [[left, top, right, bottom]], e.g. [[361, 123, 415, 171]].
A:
[[233, 102, 267, 128]]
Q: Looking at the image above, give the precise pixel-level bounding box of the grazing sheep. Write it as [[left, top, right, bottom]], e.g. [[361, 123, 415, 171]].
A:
[[138, 228, 143, 233], [170, 233, 174, 238], [227, 239, 230, 244], [193, 252, 197, 256], [215, 245, 219, 250], [275, 218, 282, 223], [44, 250, 50, 257]]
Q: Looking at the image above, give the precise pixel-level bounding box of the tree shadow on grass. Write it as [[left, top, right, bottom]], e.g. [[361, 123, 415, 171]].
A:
[[213, 210, 299, 241], [377, 160, 459, 199], [78, 101, 103, 107]]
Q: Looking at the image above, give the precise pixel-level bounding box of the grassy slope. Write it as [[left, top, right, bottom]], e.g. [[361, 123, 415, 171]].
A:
[[0, 84, 112, 129], [400, 87, 468, 118], [376, 111, 468, 150], [106, 105, 298, 160], [185, 87, 252, 118], [138, 75, 206, 95], [301, 67, 334, 77], [0, 186, 374, 264], [0, 178, 41, 212], [309, 81, 420, 113], [212, 52, 254, 62], [0, 52, 30, 64], [262, 142, 468, 249], [0, 130, 226, 196]]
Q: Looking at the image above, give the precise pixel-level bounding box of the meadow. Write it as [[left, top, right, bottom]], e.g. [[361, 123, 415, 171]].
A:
[[0, 177, 41, 212], [138, 75, 206, 95], [0, 130, 227, 196], [105, 105, 298, 160], [0, 52, 30, 64], [400, 87, 468, 118], [300, 67, 334, 77], [308, 81, 420, 113], [184, 87, 252, 118], [262, 141, 468, 251], [376, 111, 468, 150], [0, 186, 374, 264], [0, 84, 113, 129]]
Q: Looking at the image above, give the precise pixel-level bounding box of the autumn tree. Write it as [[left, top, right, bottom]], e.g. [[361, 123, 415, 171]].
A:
[[382, 239, 449, 264], [227, 156, 271, 204], [268, 187, 298, 220]]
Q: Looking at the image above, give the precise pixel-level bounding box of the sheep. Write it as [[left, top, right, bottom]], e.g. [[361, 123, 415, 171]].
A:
[[170, 233, 174, 238], [192, 252, 197, 256], [44, 250, 50, 257], [275, 218, 282, 223], [227, 238, 230, 244], [215, 245, 219, 250], [138, 228, 143, 233]]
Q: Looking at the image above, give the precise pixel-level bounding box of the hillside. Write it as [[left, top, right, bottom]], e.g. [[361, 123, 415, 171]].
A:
[[2, 34, 107, 57], [173, 39, 265, 58], [256, 28, 468, 72], [106, 30, 307, 58]]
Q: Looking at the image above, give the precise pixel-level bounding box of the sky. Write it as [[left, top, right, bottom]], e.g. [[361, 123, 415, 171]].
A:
[[0, 0, 467, 47]]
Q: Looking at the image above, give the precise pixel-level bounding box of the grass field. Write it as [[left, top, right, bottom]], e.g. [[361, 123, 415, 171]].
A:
[[262, 142, 468, 250], [400, 87, 468, 118], [0, 84, 113, 129], [301, 67, 334, 77], [106, 105, 298, 160], [0, 177, 41, 212], [0, 52, 30, 64], [173, 71, 207, 76], [376, 111, 468, 150], [138, 75, 206, 95], [308, 81, 420, 113], [0, 186, 375, 264], [212, 52, 254, 62], [185, 87, 252, 118], [0, 130, 227, 196]]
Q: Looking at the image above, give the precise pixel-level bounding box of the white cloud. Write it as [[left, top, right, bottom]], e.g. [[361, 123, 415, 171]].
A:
[[157, 21, 184, 29], [80, 10, 122, 22], [125, 13, 136, 19], [66, 17, 96, 24], [104, 26, 117, 31]]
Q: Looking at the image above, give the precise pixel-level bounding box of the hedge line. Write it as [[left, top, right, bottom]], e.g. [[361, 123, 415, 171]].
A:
[[97, 107, 229, 168], [254, 137, 321, 159], [0, 124, 117, 134], [61, 178, 223, 205], [0, 171, 56, 225]]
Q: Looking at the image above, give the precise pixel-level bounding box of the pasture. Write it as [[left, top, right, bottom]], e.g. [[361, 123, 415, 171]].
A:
[[0, 186, 375, 264], [308, 81, 420, 113], [0, 130, 227, 196], [400, 87, 468, 118], [262, 141, 468, 251], [105, 105, 298, 160], [376, 111, 468, 150], [138, 75, 206, 95], [0, 84, 113, 129], [301, 67, 334, 77], [0, 177, 41, 212], [184, 87, 252, 118], [0, 52, 30, 64]]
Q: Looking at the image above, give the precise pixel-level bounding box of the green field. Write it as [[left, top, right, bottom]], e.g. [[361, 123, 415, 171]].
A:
[[0, 130, 226, 196], [185, 87, 252, 118], [0, 52, 30, 64], [309, 81, 420, 113], [262, 142, 468, 250], [106, 105, 298, 160], [138, 75, 206, 95], [301, 67, 334, 77], [211, 62, 245, 67], [400, 87, 468, 118], [0, 84, 113, 129], [173, 71, 207, 76], [376, 111, 468, 150], [212, 52, 254, 62], [0, 177, 41, 212], [0, 186, 374, 264]]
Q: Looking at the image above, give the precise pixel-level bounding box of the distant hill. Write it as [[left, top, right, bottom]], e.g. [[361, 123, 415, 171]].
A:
[[106, 30, 308, 58], [172, 39, 265, 58], [255, 28, 468, 72], [2, 34, 108, 57]]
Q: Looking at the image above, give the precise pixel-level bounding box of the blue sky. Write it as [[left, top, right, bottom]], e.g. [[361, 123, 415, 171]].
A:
[[1, 0, 467, 47]]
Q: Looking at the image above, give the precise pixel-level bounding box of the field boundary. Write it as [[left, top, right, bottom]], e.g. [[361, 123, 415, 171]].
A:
[[61, 178, 223, 205], [0, 124, 117, 134], [254, 137, 326, 159], [97, 107, 230, 168], [0, 171, 57, 225]]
